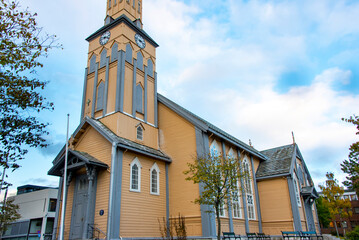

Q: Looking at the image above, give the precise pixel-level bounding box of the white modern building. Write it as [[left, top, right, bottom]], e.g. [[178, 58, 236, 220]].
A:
[[2, 185, 58, 240]]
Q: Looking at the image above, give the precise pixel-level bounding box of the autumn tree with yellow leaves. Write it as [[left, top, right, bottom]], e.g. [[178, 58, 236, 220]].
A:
[[319, 172, 352, 237]]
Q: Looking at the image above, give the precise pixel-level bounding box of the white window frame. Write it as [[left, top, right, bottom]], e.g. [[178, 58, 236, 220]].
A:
[[232, 181, 242, 219], [210, 140, 221, 157], [294, 177, 301, 207], [130, 157, 142, 192], [136, 125, 143, 140], [243, 156, 256, 220], [150, 163, 160, 195], [210, 140, 225, 217]]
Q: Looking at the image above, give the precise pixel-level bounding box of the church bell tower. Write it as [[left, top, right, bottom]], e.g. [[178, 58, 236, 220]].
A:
[[80, 0, 159, 148]]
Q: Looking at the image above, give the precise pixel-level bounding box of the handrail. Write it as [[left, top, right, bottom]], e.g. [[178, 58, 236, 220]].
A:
[[88, 224, 106, 239]]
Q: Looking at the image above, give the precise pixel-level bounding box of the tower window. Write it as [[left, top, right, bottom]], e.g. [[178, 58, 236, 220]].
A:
[[135, 84, 143, 114], [133, 0, 135, 8], [136, 125, 143, 140], [109, 0, 111, 9], [126, 0, 130, 4], [130, 158, 141, 192], [125, 44, 133, 63], [138, 1, 141, 13], [96, 81, 105, 111]]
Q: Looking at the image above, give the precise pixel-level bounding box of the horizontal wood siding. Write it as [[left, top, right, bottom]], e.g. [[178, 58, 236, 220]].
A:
[[257, 178, 293, 234], [120, 151, 166, 238], [158, 103, 202, 237], [100, 112, 159, 149]]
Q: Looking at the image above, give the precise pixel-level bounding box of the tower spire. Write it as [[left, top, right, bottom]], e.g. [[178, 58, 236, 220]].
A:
[[106, 0, 143, 25]]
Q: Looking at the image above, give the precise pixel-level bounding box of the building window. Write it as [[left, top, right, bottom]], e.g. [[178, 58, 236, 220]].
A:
[[109, 0, 111, 8], [352, 194, 358, 201], [243, 157, 255, 220], [354, 207, 359, 214], [150, 163, 160, 195], [130, 158, 141, 192], [136, 125, 143, 140], [126, 0, 130, 4], [138, 0, 141, 13], [210, 140, 225, 216], [233, 181, 242, 219], [210, 140, 221, 157], [294, 177, 301, 207], [48, 198, 57, 212]]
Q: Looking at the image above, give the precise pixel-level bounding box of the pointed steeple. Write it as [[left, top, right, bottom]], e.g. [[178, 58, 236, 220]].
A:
[[106, 0, 143, 27]]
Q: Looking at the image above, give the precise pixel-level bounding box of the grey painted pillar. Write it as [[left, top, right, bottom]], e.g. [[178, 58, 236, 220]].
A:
[[154, 72, 158, 127], [238, 149, 249, 233], [115, 50, 125, 113], [52, 177, 63, 240], [250, 156, 262, 232], [103, 57, 110, 117], [41, 216, 48, 240], [165, 163, 170, 238], [287, 176, 302, 231], [107, 144, 123, 239], [222, 141, 234, 232], [80, 68, 88, 121], [195, 128, 216, 238], [91, 62, 99, 118], [83, 166, 96, 239], [144, 66, 148, 123], [132, 59, 137, 117]]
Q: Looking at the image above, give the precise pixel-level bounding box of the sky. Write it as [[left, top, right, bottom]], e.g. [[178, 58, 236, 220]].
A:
[[2, 0, 359, 198]]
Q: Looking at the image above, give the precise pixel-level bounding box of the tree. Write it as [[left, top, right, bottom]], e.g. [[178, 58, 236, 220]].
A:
[[184, 153, 245, 240], [319, 172, 352, 237], [315, 196, 331, 228], [341, 115, 359, 196], [0, 198, 21, 237], [0, 0, 59, 190]]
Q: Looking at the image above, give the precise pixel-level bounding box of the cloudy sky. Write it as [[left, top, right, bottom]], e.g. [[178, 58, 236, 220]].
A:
[[3, 0, 358, 197]]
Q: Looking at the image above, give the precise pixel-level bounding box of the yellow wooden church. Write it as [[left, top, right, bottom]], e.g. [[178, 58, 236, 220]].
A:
[[49, 0, 320, 239]]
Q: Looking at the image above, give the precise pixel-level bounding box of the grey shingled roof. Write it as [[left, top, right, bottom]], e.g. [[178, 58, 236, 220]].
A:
[[48, 149, 108, 176], [256, 144, 295, 179], [86, 117, 171, 162], [158, 94, 268, 161]]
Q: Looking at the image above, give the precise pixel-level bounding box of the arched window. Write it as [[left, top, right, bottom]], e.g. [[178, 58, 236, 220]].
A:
[[96, 81, 105, 111], [136, 125, 143, 140], [111, 43, 118, 62], [89, 54, 97, 73], [100, 49, 108, 68], [243, 156, 255, 220], [294, 177, 301, 207], [135, 84, 143, 114], [137, 51, 143, 71], [125, 44, 133, 63], [150, 163, 160, 195], [210, 140, 221, 157], [147, 59, 153, 77], [130, 158, 142, 192]]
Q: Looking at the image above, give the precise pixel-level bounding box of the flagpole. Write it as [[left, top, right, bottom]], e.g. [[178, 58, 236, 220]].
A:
[[59, 114, 70, 240]]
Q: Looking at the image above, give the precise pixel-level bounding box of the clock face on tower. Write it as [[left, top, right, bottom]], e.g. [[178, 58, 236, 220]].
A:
[[135, 33, 146, 49], [99, 31, 111, 45]]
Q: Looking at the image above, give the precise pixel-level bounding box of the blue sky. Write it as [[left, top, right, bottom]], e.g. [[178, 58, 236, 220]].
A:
[[3, 0, 359, 197]]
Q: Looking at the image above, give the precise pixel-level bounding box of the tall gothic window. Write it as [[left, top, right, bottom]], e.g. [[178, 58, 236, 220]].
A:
[[130, 158, 141, 192], [96, 81, 105, 111], [210, 140, 225, 217], [150, 163, 160, 195], [243, 157, 255, 220]]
